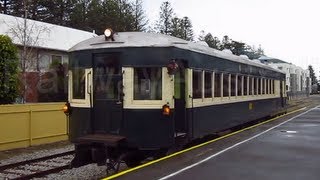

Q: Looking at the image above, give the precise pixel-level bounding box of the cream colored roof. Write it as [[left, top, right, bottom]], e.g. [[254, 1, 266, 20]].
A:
[[70, 32, 283, 73]]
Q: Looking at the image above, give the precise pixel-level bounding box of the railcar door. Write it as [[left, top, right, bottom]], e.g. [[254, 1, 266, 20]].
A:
[[92, 53, 123, 134], [174, 61, 187, 136]]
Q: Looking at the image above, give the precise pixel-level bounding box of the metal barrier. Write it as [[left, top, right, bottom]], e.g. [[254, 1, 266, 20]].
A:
[[0, 103, 68, 151]]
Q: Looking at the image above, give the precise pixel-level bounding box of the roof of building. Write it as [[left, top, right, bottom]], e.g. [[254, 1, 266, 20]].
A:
[[258, 55, 289, 64], [70, 32, 283, 73], [0, 13, 96, 51]]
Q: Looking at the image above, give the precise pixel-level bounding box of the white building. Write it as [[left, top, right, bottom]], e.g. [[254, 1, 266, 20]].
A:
[[0, 13, 96, 72], [0, 14, 96, 102], [259, 56, 310, 98]]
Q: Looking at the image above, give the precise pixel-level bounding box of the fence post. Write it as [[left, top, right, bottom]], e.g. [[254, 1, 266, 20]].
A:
[[29, 109, 33, 146]]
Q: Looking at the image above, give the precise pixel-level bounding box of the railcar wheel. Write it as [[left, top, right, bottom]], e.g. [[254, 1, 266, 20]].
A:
[[123, 152, 145, 168]]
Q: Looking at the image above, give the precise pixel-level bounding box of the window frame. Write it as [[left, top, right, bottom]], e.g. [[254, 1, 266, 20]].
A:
[[69, 68, 93, 107], [133, 67, 163, 100]]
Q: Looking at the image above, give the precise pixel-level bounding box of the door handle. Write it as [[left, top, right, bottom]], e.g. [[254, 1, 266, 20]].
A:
[[116, 101, 122, 105]]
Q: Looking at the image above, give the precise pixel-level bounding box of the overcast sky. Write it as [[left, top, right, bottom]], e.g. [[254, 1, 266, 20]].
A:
[[143, 0, 320, 76]]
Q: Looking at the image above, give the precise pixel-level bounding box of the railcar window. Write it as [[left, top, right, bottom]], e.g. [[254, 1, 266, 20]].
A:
[[272, 80, 275, 94], [231, 74, 236, 96], [257, 78, 261, 95], [266, 79, 269, 94], [223, 74, 229, 97], [204, 71, 212, 98], [261, 79, 266, 94], [94, 54, 121, 99], [253, 78, 258, 95], [134, 68, 162, 100], [269, 79, 272, 94], [248, 77, 252, 95], [72, 68, 86, 99], [237, 75, 242, 96], [192, 70, 203, 99], [244, 76, 248, 96], [214, 73, 221, 97]]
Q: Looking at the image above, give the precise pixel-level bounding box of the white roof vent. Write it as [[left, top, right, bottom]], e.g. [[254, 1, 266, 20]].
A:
[[252, 60, 262, 64], [240, 55, 249, 59], [222, 49, 233, 54], [196, 41, 209, 47]]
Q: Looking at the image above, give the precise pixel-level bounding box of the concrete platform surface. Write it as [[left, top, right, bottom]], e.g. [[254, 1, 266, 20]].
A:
[[159, 106, 320, 180], [115, 103, 320, 180]]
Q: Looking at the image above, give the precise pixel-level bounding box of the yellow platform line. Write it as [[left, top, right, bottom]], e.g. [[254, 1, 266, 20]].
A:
[[103, 107, 306, 180]]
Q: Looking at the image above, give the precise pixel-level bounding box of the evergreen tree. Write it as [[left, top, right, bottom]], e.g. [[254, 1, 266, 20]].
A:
[[221, 35, 232, 50], [39, 0, 76, 26], [0, 35, 19, 104], [0, 0, 11, 14], [86, 0, 104, 34], [309, 65, 318, 85], [8, 0, 45, 20], [101, 0, 135, 33], [180, 16, 193, 41], [170, 17, 182, 38], [132, 0, 148, 31], [205, 33, 220, 49], [69, 0, 90, 31], [257, 44, 265, 56], [230, 40, 246, 56], [156, 1, 174, 35]]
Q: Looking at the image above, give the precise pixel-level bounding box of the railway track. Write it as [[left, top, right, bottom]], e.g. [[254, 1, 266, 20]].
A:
[[0, 151, 74, 180]]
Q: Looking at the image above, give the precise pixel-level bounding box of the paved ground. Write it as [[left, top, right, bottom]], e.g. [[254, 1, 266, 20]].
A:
[[115, 95, 320, 180]]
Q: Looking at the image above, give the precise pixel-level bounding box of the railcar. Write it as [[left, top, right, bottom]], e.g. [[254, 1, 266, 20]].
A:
[[64, 29, 287, 168]]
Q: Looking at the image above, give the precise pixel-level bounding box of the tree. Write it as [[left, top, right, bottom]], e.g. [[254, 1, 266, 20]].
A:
[[180, 16, 193, 41], [0, 0, 11, 14], [0, 35, 19, 104], [204, 33, 220, 49], [6, 2, 50, 102], [221, 35, 232, 50], [308, 65, 317, 85], [132, 0, 148, 31], [86, 0, 104, 34], [37, 0, 76, 26], [170, 17, 182, 38], [230, 40, 246, 56], [69, 0, 90, 31], [156, 1, 174, 35]]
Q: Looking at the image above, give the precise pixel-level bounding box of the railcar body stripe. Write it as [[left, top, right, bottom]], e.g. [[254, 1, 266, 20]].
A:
[[102, 107, 306, 180]]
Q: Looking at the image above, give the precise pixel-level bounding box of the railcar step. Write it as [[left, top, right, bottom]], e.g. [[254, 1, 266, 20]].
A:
[[76, 134, 126, 147]]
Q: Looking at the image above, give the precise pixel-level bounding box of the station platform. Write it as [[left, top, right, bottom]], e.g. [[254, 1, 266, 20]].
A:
[[112, 104, 320, 180]]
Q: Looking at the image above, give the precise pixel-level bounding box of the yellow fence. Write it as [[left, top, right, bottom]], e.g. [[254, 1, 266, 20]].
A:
[[0, 103, 68, 151]]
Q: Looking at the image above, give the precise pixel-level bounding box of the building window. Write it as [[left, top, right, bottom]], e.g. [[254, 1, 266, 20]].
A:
[[134, 67, 162, 100], [204, 71, 212, 98], [51, 55, 63, 67], [223, 73, 229, 97], [214, 73, 221, 97], [192, 70, 203, 99], [72, 68, 86, 99]]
